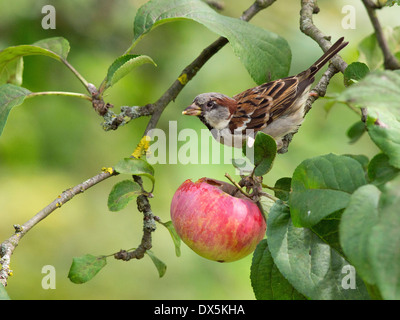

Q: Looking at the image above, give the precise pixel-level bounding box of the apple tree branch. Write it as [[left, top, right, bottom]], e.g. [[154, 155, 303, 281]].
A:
[[0, 0, 276, 287]]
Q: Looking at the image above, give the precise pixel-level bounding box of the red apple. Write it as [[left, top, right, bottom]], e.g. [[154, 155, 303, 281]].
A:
[[170, 177, 266, 262]]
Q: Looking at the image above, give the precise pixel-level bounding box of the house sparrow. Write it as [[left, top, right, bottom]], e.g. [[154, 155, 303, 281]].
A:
[[182, 37, 348, 150]]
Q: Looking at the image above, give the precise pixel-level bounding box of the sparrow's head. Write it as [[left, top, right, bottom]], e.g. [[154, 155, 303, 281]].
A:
[[182, 93, 236, 130]]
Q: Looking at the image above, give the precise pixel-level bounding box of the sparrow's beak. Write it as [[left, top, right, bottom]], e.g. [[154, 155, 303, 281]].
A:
[[182, 104, 202, 116]]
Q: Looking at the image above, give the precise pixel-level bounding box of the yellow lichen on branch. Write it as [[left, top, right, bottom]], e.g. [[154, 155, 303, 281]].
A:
[[131, 135, 151, 159]]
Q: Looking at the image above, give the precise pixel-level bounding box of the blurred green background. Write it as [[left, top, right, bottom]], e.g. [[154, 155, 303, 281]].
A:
[[0, 0, 399, 299]]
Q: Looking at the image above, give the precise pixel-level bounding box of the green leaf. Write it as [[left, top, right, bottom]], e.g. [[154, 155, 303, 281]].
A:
[[159, 220, 181, 257], [368, 175, 400, 299], [273, 177, 291, 201], [231, 157, 252, 173], [0, 37, 70, 86], [290, 154, 366, 227], [384, 0, 400, 6], [358, 26, 400, 70], [344, 62, 370, 86], [358, 34, 382, 71], [343, 154, 369, 172], [267, 201, 370, 300], [250, 239, 306, 300], [114, 158, 155, 187], [104, 54, 156, 90], [340, 184, 380, 285], [0, 284, 10, 300], [322, 97, 339, 114], [108, 180, 142, 212], [0, 84, 31, 136], [32, 37, 70, 60], [259, 196, 275, 217], [368, 153, 400, 188], [68, 254, 107, 284], [132, 0, 291, 83], [338, 70, 400, 111], [244, 132, 277, 176], [146, 250, 167, 278], [346, 120, 366, 144], [367, 115, 400, 169], [340, 176, 400, 299], [337, 70, 400, 165], [310, 210, 344, 257], [0, 57, 23, 85], [337, 70, 400, 167]]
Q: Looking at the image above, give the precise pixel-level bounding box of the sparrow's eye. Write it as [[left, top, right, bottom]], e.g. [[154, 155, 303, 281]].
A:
[[207, 101, 214, 108]]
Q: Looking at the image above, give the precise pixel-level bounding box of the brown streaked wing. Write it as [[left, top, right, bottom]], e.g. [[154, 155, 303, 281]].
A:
[[230, 76, 301, 134]]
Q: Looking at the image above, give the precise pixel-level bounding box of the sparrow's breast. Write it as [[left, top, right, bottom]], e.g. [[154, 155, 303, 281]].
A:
[[210, 128, 245, 148]]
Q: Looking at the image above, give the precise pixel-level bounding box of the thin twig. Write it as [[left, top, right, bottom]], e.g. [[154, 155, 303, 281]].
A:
[[362, 0, 384, 9], [114, 178, 156, 261], [305, 64, 339, 115], [0, 170, 115, 287], [279, 0, 349, 154], [300, 0, 347, 73], [27, 91, 92, 101], [241, 0, 277, 20], [144, 36, 229, 135], [361, 0, 400, 70], [61, 59, 91, 92], [225, 173, 252, 198], [205, 0, 224, 11]]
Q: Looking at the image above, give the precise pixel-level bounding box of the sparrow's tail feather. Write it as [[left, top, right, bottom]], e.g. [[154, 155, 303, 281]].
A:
[[308, 37, 348, 77]]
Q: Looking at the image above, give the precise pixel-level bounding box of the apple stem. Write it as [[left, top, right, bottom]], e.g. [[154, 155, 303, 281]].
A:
[[224, 173, 253, 199]]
